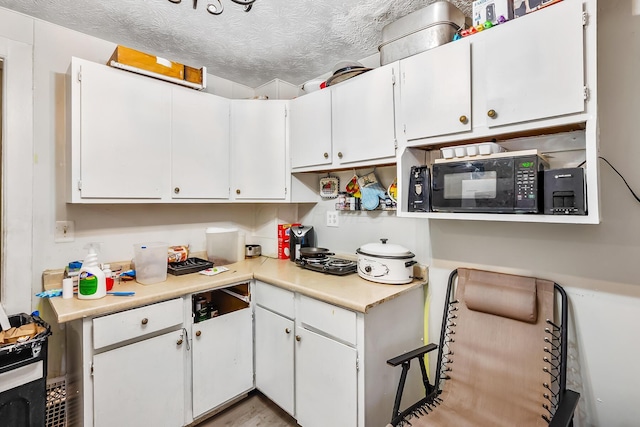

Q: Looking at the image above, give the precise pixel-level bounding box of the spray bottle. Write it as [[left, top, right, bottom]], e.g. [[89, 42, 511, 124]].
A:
[[78, 243, 106, 300]]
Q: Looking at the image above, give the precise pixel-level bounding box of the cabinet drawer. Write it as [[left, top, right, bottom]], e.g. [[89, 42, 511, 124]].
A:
[[255, 281, 295, 319], [298, 295, 356, 346], [93, 298, 183, 350]]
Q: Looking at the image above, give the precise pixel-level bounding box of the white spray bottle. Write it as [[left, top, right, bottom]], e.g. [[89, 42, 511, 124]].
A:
[[78, 243, 106, 300]]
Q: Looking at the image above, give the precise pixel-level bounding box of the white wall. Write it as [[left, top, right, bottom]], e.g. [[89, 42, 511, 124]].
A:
[[299, 166, 430, 263], [0, 11, 34, 316]]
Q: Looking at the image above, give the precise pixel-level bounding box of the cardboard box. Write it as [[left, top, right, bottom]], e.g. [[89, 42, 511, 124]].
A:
[[513, 0, 563, 18], [108, 45, 185, 79], [107, 45, 207, 89], [277, 223, 300, 259], [473, 0, 513, 25]]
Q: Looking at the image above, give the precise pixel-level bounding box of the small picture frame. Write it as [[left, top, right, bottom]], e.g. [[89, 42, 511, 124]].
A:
[[319, 176, 340, 198]]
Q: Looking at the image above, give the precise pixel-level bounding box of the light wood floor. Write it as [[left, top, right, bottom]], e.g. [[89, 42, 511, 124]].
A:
[[195, 391, 299, 427]]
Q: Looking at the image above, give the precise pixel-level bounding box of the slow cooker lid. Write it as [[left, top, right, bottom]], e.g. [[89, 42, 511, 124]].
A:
[[356, 238, 414, 259]]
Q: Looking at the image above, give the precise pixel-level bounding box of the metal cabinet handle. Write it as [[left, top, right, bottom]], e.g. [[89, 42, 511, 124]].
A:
[[141, 318, 149, 325], [236, 189, 241, 195], [323, 152, 329, 159], [487, 109, 497, 119], [176, 339, 183, 346], [285, 328, 291, 334], [174, 187, 180, 194], [295, 335, 301, 342], [337, 152, 343, 159], [195, 330, 202, 337], [459, 115, 468, 124]]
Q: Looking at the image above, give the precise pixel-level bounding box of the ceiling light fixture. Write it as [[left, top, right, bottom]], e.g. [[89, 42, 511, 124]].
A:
[[168, 0, 256, 15]]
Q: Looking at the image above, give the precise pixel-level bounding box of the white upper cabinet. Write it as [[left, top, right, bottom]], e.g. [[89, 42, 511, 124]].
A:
[[68, 57, 171, 201], [171, 87, 230, 199], [478, 0, 585, 128], [290, 89, 332, 170], [400, 38, 471, 140], [331, 63, 398, 165], [230, 100, 288, 200]]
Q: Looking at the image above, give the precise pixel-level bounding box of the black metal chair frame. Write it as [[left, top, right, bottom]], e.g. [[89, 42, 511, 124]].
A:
[[386, 269, 580, 427]]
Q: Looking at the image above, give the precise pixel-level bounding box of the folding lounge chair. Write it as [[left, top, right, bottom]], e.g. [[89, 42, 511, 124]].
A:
[[386, 268, 580, 427]]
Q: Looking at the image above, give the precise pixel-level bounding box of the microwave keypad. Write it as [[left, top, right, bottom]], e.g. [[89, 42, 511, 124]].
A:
[[516, 169, 537, 201]]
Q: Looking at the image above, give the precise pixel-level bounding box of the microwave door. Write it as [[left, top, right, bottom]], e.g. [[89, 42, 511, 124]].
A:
[[432, 159, 515, 212]]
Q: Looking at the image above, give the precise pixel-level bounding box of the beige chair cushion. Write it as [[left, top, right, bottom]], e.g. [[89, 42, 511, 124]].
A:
[[463, 269, 538, 323]]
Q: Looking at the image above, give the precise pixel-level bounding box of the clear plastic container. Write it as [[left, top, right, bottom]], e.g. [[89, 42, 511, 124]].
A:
[[133, 242, 168, 285], [205, 228, 239, 265]]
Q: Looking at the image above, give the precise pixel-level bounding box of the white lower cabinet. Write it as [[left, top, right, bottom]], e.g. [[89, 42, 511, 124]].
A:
[[295, 327, 357, 427], [66, 298, 187, 427], [190, 284, 254, 419], [67, 280, 423, 427], [191, 308, 253, 417], [254, 305, 295, 415], [254, 280, 425, 427], [93, 330, 186, 427]]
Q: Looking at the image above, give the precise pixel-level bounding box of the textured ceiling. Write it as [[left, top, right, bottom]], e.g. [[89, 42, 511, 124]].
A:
[[0, 0, 472, 88]]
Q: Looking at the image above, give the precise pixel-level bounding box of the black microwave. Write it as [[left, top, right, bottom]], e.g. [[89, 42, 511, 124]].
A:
[[431, 153, 549, 213]]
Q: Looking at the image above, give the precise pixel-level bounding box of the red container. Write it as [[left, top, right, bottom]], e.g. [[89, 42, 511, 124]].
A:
[[277, 223, 300, 259]]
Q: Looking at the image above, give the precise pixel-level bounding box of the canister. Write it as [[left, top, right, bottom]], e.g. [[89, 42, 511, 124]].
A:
[[379, 1, 467, 65]]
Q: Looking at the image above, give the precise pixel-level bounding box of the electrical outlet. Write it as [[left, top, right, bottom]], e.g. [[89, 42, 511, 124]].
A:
[[326, 211, 339, 228], [55, 221, 75, 242]]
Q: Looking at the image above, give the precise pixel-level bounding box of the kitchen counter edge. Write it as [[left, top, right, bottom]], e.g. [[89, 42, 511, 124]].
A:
[[46, 257, 427, 323]]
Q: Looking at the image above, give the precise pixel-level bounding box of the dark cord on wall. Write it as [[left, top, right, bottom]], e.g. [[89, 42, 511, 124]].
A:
[[598, 156, 640, 203]]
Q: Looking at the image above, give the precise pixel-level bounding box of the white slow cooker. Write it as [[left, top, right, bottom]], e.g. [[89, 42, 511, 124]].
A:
[[356, 239, 417, 284]]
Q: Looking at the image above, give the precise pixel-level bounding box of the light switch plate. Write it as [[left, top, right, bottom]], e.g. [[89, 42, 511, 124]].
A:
[[55, 221, 75, 242], [326, 211, 339, 228]]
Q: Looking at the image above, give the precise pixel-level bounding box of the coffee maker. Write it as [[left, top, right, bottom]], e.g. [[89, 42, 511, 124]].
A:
[[289, 225, 315, 262]]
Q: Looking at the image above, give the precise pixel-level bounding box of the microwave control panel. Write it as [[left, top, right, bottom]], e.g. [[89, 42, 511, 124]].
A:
[[514, 156, 546, 211]]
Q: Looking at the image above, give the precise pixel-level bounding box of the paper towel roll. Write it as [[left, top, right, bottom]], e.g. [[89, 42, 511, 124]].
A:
[[237, 232, 246, 261], [63, 278, 74, 299]]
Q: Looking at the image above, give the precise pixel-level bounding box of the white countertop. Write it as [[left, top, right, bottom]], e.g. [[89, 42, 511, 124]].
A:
[[46, 257, 427, 323]]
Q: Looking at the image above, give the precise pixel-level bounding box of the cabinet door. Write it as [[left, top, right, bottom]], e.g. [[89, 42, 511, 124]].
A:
[[400, 39, 471, 140], [92, 329, 185, 427], [295, 328, 357, 427], [191, 307, 253, 417], [230, 101, 287, 199], [290, 89, 332, 169], [481, 0, 584, 128], [255, 306, 294, 415], [331, 64, 397, 165], [171, 88, 230, 199], [78, 59, 171, 199]]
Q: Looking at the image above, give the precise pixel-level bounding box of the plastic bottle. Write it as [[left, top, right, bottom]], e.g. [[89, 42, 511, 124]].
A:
[[78, 243, 106, 300], [102, 263, 114, 292]]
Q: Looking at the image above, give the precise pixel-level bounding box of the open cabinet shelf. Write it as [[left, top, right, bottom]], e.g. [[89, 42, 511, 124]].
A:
[[397, 121, 600, 224], [191, 283, 250, 323]]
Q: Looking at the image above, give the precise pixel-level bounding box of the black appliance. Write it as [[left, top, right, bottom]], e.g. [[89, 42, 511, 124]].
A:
[[431, 152, 548, 213], [0, 313, 51, 427], [168, 257, 213, 275], [289, 225, 315, 262], [543, 168, 586, 215], [298, 256, 357, 276], [408, 165, 431, 212]]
